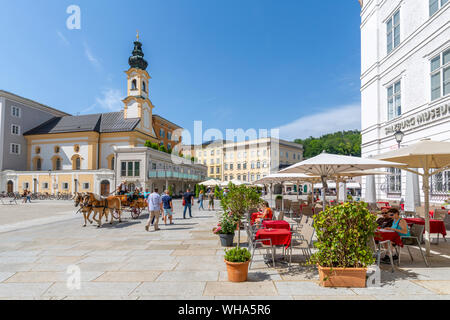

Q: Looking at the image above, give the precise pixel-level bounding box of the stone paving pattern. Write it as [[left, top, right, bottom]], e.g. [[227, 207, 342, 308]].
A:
[[0, 200, 449, 300]]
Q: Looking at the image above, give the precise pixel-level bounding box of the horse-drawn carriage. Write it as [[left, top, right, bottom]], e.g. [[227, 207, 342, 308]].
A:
[[117, 194, 147, 219]]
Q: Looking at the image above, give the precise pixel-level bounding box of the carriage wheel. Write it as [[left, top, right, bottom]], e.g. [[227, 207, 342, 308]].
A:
[[131, 207, 141, 219], [112, 209, 120, 220]]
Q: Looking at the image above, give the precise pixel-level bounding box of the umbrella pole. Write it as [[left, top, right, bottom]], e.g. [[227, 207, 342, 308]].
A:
[[336, 177, 340, 204], [423, 166, 431, 257]]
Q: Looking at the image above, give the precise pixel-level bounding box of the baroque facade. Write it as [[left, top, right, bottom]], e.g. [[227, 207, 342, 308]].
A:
[[0, 38, 205, 195]]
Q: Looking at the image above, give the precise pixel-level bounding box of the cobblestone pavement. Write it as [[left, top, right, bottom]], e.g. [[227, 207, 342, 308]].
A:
[[0, 200, 449, 300]]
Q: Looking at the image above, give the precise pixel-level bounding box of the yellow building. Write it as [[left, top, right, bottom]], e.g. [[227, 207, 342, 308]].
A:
[[1, 37, 185, 195], [192, 138, 304, 182]]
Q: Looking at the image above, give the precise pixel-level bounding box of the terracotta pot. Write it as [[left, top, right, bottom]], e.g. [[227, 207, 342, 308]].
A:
[[318, 265, 367, 288], [225, 260, 250, 282]]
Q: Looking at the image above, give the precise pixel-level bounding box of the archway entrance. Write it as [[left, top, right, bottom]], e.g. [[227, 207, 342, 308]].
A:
[[100, 180, 110, 196], [7, 181, 13, 193]]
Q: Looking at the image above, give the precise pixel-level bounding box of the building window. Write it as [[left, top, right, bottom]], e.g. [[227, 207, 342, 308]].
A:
[[54, 146, 60, 153], [62, 182, 69, 190], [111, 157, 115, 170], [216, 167, 220, 174], [74, 145, 80, 153], [431, 49, 450, 101], [210, 167, 214, 174], [83, 183, 90, 190], [387, 80, 401, 120], [75, 157, 81, 170], [224, 175, 228, 181], [42, 183, 49, 189], [55, 158, 62, 170], [237, 175, 241, 181], [24, 182, 29, 190], [243, 162, 247, 170], [142, 81, 147, 92], [10, 144, 20, 155], [36, 147, 41, 154], [11, 124, 20, 135], [243, 175, 247, 182], [257, 161, 261, 169], [167, 143, 172, 151], [230, 164, 234, 170], [430, 0, 449, 17], [237, 163, 241, 170], [11, 106, 21, 118], [387, 10, 400, 54], [251, 162, 255, 169], [121, 161, 140, 177], [387, 168, 402, 194], [160, 129, 165, 138], [431, 171, 450, 193], [36, 158, 42, 171], [167, 132, 172, 140], [131, 79, 137, 90]]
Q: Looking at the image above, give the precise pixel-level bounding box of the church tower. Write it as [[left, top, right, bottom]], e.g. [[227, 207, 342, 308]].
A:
[[123, 34, 156, 138]]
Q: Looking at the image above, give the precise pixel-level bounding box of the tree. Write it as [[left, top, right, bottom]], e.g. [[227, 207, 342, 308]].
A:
[[220, 185, 263, 248], [294, 130, 361, 158]]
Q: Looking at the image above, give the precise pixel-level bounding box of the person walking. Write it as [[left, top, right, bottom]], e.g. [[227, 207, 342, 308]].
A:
[[161, 189, 174, 225], [198, 190, 205, 211], [183, 188, 194, 219], [145, 188, 162, 232], [208, 190, 215, 211]]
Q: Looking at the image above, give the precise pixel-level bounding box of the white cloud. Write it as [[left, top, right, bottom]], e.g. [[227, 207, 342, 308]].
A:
[[95, 89, 123, 111], [83, 42, 101, 70], [276, 104, 361, 141], [56, 31, 70, 46]]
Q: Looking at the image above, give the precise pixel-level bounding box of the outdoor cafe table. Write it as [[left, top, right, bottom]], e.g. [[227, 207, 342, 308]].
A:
[[255, 229, 292, 248], [262, 220, 291, 231], [404, 218, 447, 237], [375, 229, 403, 247]]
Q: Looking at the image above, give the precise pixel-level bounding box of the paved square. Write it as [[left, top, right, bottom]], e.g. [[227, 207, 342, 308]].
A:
[[0, 199, 449, 300]]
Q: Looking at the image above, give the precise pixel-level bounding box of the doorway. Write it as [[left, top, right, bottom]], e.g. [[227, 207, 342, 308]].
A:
[[100, 180, 110, 196], [7, 181, 13, 193]]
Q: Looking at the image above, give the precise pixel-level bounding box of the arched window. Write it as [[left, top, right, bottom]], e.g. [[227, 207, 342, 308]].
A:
[[56, 158, 62, 170], [54, 146, 60, 153], [111, 157, 115, 170], [142, 81, 146, 92], [71, 155, 81, 170], [36, 158, 42, 171], [35, 147, 41, 154], [131, 79, 137, 90], [74, 145, 80, 153]]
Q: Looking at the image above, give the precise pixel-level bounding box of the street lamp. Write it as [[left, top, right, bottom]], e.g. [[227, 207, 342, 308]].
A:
[[394, 130, 404, 149]]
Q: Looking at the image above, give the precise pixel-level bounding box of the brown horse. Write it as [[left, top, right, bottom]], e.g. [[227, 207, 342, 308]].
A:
[[74, 193, 95, 227], [85, 193, 122, 228]]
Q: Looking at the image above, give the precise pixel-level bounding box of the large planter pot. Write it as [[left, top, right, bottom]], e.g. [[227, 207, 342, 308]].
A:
[[225, 260, 250, 282], [318, 265, 367, 288], [219, 233, 235, 247]]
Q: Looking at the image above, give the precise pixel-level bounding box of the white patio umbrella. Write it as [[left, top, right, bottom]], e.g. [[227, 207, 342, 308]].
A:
[[199, 179, 221, 187], [332, 169, 389, 203], [221, 179, 251, 187], [280, 152, 405, 207], [255, 173, 321, 208], [374, 139, 450, 256]]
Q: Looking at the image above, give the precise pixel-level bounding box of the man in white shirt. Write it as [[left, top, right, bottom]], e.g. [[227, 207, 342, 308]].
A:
[[145, 188, 162, 232]]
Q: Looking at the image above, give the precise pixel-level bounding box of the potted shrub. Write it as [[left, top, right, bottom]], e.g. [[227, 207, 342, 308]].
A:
[[309, 202, 377, 288], [224, 247, 251, 282], [214, 214, 237, 247]]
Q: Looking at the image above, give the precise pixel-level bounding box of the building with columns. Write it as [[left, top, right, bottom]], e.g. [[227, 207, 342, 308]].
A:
[[359, 0, 449, 203], [0, 37, 201, 195]]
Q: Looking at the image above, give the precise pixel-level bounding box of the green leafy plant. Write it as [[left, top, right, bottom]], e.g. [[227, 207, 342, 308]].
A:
[[213, 213, 237, 235], [308, 202, 377, 268], [224, 247, 251, 263], [214, 185, 221, 200], [168, 185, 174, 197], [220, 184, 263, 247]]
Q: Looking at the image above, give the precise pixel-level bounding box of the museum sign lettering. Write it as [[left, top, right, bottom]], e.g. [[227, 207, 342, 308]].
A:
[[385, 103, 450, 136]]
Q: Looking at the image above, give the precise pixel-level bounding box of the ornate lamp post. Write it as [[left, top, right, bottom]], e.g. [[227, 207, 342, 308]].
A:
[[394, 130, 404, 149]]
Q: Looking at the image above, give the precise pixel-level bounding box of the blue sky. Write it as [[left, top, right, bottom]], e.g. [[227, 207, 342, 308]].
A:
[[0, 0, 362, 141]]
